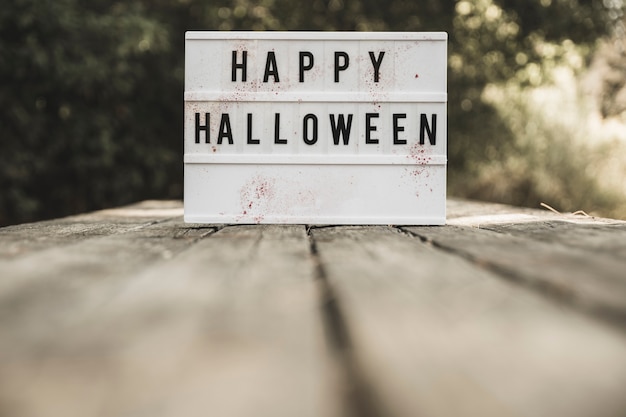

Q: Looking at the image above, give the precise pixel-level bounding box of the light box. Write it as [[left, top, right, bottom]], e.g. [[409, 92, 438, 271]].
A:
[[184, 31, 447, 224]]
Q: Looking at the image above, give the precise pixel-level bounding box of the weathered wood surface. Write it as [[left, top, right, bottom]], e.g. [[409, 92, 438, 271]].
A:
[[1, 199, 625, 417]]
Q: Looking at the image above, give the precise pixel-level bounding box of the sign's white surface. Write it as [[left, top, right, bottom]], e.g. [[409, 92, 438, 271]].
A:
[[184, 31, 447, 224]]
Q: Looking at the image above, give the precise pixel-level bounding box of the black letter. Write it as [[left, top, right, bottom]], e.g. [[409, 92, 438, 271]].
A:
[[329, 114, 353, 145], [334, 51, 349, 82], [232, 51, 247, 82], [218, 114, 233, 144], [195, 112, 210, 143], [274, 113, 287, 144], [369, 51, 385, 82], [393, 113, 407, 145], [247, 113, 259, 144], [303, 114, 318, 145], [420, 113, 437, 145], [299, 52, 314, 82], [263, 51, 280, 82], [365, 113, 379, 144]]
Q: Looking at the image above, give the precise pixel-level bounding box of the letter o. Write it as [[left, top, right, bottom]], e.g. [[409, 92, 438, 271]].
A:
[[303, 114, 318, 145]]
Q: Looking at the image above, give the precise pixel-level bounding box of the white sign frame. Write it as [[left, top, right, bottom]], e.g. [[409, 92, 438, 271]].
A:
[[184, 31, 447, 225]]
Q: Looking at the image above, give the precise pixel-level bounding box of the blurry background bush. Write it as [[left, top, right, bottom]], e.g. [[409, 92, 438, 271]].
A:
[[1, 0, 625, 226]]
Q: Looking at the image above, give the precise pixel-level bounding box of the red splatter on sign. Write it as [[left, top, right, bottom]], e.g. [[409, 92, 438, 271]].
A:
[[239, 176, 277, 223]]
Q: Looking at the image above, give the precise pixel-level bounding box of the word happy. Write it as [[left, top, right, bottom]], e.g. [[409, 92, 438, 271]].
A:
[[230, 50, 386, 83]]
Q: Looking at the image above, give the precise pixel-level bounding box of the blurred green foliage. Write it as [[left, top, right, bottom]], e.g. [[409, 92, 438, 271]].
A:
[[1, 0, 177, 225], [0, 0, 623, 225]]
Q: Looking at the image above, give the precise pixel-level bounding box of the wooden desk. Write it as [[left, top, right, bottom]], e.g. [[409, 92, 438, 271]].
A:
[[1, 199, 625, 417]]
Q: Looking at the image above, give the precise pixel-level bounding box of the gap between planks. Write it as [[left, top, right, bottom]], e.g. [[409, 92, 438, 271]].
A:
[[307, 226, 390, 417], [309, 225, 626, 417], [399, 225, 626, 330]]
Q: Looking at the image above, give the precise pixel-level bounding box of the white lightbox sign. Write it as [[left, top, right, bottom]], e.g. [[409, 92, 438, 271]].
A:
[[184, 32, 447, 224]]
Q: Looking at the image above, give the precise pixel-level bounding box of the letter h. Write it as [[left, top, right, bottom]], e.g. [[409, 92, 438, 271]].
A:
[[195, 112, 210, 143], [232, 50, 247, 82]]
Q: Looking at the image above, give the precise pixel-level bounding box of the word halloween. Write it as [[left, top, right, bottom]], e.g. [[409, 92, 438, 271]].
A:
[[195, 112, 437, 146], [231, 50, 386, 83]]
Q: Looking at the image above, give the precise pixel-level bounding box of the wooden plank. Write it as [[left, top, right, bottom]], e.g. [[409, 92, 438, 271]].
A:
[[404, 224, 626, 321], [310, 226, 626, 417], [4, 199, 626, 417], [446, 198, 556, 220], [482, 221, 626, 260], [445, 196, 626, 264], [0, 222, 336, 417], [446, 197, 626, 228], [0, 200, 185, 259], [0, 217, 215, 308]]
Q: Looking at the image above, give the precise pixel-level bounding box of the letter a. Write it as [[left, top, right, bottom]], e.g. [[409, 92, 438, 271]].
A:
[[264, 51, 280, 82]]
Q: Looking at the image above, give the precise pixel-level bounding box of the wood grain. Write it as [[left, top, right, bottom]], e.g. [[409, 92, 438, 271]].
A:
[[2, 199, 626, 417], [0, 200, 185, 259], [483, 221, 626, 259], [404, 224, 626, 321], [0, 208, 337, 417], [310, 225, 626, 417]]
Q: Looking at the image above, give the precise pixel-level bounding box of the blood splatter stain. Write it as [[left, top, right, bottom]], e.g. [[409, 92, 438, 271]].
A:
[[239, 176, 277, 222]]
